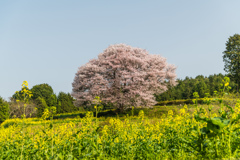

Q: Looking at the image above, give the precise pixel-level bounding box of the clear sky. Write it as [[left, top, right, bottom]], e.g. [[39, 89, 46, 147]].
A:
[[1, 0, 240, 100]]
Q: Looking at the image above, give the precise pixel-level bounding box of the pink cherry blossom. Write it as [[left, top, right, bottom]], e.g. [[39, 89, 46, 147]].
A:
[[72, 44, 177, 110]]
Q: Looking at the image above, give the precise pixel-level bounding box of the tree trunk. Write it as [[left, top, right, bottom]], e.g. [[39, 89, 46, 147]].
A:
[[117, 103, 124, 113]]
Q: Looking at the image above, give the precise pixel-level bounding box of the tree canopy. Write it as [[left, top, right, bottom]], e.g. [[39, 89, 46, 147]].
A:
[[0, 97, 9, 123], [223, 34, 240, 92], [72, 44, 177, 110], [155, 73, 237, 101], [57, 92, 78, 114], [31, 83, 57, 107]]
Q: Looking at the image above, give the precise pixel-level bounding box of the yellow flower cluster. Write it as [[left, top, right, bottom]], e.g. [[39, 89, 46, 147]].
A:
[[1, 104, 240, 159]]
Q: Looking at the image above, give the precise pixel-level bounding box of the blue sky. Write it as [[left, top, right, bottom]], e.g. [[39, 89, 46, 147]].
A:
[[1, 0, 240, 100]]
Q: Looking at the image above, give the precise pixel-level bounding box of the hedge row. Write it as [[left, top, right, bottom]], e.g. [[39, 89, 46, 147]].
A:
[[156, 98, 238, 106], [50, 109, 117, 120]]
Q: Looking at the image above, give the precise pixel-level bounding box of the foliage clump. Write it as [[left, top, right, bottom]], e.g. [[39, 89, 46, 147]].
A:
[[223, 34, 240, 92], [56, 92, 78, 114], [31, 83, 57, 107], [0, 97, 9, 123], [156, 73, 237, 101]]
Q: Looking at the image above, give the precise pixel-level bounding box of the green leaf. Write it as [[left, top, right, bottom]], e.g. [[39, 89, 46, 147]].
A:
[[206, 117, 230, 133]]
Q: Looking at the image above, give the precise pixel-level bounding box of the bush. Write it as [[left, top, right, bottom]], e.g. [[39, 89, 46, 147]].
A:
[[31, 83, 57, 107], [34, 97, 48, 117], [0, 97, 9, 123], [57, 92, 80, 114]]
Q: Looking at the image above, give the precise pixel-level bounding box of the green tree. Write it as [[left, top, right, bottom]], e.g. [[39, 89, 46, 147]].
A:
[[0, 97, 9, 123], [57, 92, 78, 114], [155, 73, 235, 102], [184, 77, 194, 99], [223, 34, 240, 92], [31, 83, 57, 107], [35, 97, 48, 117], [196, 80, 208, 98]]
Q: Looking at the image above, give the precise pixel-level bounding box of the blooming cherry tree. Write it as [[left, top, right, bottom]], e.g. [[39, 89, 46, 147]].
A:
[[72, 44, 176, 111]]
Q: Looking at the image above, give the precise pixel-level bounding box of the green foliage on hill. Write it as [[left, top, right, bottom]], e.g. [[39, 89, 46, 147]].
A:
[[34, 97, 48, 117], [10, 83, 80, 117], [223, 34, 240, 92], [0, 97, 9, 123], [155, 73, 237, 101], [31, 83, 57, 107], [56, 92, 80, 114]]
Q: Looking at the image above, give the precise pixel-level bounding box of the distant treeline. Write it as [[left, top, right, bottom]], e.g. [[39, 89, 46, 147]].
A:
[[155, 73, 237, 101], [0, 73, 237, 123], [0, 83, 83, 122]]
